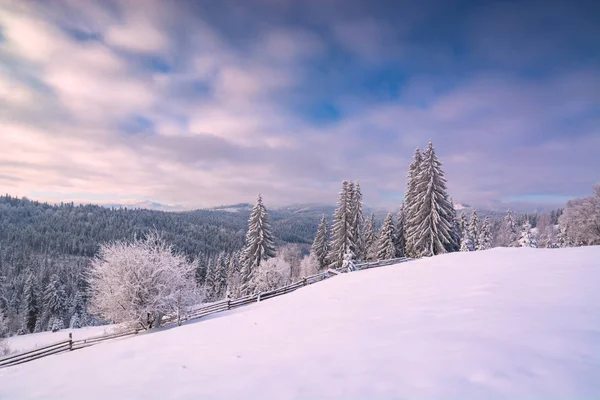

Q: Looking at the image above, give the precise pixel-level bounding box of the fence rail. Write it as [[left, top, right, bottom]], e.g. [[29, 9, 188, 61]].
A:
[[0, 255, 412, 369]]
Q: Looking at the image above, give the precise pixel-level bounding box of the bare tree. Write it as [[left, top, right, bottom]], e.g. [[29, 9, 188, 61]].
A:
[[89, 232, 201, 330]]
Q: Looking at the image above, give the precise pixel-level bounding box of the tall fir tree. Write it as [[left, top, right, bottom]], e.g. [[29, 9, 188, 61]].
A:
[[216, 253, 228, 299], [404, 148, 423, 257], [504, 210, 518, 247], [478, 217, 493, 250], [394, 204, 406, 257], [43, 274, 65, 331], [449, 199, 461, 252], [376, 213, 397, 260], [468, 211, 480, 250], [408, 141, 456, 257], [364, 213, 377, 261], [69, 292, 85, 329], [311, 215, 329, 270], [350, 182, 365, 261], [226, 251, 242, 298], [204, 257, 217, 300], [327, 181, 354, 269], [460, 229, 474, 252], [21, 273, 38, 333], [460, 213, 468, 235], [240, 194, 276, 295], [519, 221, 537, 248]]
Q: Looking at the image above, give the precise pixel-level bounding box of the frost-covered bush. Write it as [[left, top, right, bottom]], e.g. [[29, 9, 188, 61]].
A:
[[89, 232, 201, 330], [254, 255, 291, 293], [559, 185, 600, 246], [0, 339, 11, 357]]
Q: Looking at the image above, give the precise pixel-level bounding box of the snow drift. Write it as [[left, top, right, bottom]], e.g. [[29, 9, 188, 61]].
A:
[[1, 247, 599, 399]]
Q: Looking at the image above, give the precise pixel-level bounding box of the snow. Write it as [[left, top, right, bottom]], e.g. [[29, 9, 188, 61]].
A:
[[4, 324, 116, 354], [2, 247, 600, 399]]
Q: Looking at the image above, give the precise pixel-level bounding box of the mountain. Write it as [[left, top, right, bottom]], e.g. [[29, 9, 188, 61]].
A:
[[101, 200, 189, 212]]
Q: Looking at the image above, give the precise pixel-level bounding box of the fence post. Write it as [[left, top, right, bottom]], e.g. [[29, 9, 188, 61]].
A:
[[68, 333, 73, 351], [227, 299, 231, 310], [303, 277, 307, 286]]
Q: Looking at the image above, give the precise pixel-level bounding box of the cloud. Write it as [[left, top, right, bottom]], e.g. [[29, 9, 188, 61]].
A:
[[0, 0, 598, 211]]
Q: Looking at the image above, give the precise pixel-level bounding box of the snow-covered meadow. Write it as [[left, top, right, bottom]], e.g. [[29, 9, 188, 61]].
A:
[[1, 247, 599, 399], [3, 324, 116, 354]]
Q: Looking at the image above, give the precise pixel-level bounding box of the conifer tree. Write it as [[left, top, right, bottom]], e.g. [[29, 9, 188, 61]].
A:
[[408, 142, 456, 257], [240, 194, 276, 295], [503, 210, 518, 247], [460, 229, 474, 252], [449, 199, 461, 252], [404, 148, 423, 257], [214, 253, 228, 299], [519, 221, 537, 248], [350, 182, 365, 261], [43, 274, 65, 331], [311, 215, 329, 270], [364, 213, 377, 261], [460, 213, 468, 235], [226, 252, 242, 298], [394, 204, 406, 257], [21, 273, 38, 333], [469, 211, 480, 250], [69, 292, 85, 329], [478, 217, 493, 250], [0, 308, 7, 338], [204, 257, 217, 300], [327, 181, 354, 269], [376, 213, 396, 260]]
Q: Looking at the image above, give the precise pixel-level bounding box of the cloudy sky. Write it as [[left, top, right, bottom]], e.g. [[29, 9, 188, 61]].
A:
[[1, 0, 599, 210]]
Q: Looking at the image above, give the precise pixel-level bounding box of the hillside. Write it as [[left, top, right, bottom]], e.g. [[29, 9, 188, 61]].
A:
[[1, 247, 599, 399]]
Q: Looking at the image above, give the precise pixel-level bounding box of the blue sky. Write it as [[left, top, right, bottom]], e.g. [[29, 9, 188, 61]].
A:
[[0, 0, 598, 210]]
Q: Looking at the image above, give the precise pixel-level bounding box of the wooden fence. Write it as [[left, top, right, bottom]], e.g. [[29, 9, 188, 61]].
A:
[[0, 256, 411, 369]]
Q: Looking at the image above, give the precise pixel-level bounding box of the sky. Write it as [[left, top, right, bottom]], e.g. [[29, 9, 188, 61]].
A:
[[1, 0, 599, 211]]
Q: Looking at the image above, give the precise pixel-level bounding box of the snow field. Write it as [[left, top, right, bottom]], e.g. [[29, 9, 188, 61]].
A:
[[1, 247, 599, 400]]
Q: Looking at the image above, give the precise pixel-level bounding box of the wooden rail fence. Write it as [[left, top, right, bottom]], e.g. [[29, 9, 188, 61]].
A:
[[0, 256, 411, 369]]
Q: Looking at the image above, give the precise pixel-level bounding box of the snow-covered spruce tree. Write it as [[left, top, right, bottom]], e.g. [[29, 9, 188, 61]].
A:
[[518, 221, 537, 248], [468, 211, 480, 250], [394, 204, 406, 257], [215, 253, 228, 299], [557, 225, 567, 248], [89, 232, 200, 330], [503, 210, 518, 247], [311, 215, 329, 271], [376, 213, 397, 260], [478, 217, 492, 250], [408, 142, 457, 257], [21, 273, 38, 333], [69, 292, 85, 329], [404, 148, 423, 258], [327, 181, 354, 269], [449, 199, 461, 252], [226, 252, 241, 298], [460, 229, 474, 252], [240, 194, 276, 295], [350, 182, 365, 261], [43, 274, 66, 332], [364, 213, 377, 261], [0, 308, 7, 338], [204, 257, 217, 301], [460, 213, 468, 236]]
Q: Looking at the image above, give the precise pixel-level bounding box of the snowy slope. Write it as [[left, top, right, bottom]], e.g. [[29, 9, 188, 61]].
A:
[[4, 325, 116, 354], [2, 247, 600, 399]]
